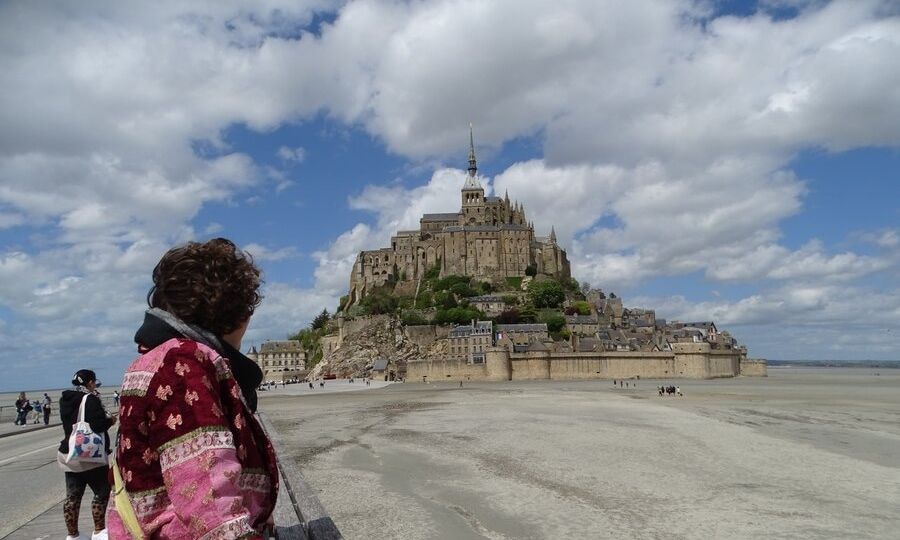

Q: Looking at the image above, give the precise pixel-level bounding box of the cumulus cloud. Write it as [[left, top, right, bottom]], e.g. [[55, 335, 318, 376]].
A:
[[1, 0, 899, 387], [277, 146, 306, 163]]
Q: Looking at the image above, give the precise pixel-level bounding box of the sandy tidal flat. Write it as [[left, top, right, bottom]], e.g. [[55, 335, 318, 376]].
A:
[[264, 368, 900, 540]]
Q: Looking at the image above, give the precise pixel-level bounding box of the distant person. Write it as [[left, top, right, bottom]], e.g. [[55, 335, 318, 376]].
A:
[[459, 380, 463, 388], [107, 238, 276, 538], [676, 386, 682, 397], [42, 393, 52, 425], [58, 369, 115, 540], [309, 381, 314, 389], [14, 392, 31, 426], [32, 398, 42, 424], [112, 391, 119, 408]]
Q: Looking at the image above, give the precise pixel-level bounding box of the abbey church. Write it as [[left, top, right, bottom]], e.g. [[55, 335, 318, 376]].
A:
[[348, 128, 571, 304]]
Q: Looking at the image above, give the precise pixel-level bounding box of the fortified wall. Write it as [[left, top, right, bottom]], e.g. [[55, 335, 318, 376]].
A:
[[407, 343, 767, 382]]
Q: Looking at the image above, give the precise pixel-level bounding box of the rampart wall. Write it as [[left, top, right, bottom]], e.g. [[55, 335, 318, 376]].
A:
[[740, 359, 768, 377], [407, 346, 758, 382]]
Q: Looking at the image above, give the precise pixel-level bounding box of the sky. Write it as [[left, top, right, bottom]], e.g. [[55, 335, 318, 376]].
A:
[[1, 0, 899, 391]]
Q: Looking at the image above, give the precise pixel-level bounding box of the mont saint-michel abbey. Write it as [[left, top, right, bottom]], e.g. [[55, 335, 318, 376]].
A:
[[348, 129, 571, 304]]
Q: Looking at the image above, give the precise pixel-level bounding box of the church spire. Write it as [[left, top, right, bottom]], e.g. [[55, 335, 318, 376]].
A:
[[550, 226, 557, 243], [467, 123, 477, 177]]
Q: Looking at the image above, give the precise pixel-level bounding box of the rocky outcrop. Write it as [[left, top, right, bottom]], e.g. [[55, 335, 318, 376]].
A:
[[308, 316, 448, 380]]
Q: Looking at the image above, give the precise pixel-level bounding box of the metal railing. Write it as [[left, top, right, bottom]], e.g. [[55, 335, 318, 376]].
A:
[[258, 413, 343, 540]]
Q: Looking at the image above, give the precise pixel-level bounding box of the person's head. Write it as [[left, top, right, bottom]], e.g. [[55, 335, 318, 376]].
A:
[[147, 238, 262, 337], [18, 392, 25, 400], [72, 369, 101, 391]]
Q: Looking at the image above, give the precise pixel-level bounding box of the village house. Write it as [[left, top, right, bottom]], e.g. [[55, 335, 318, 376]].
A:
[[247, 340, 307, 383], [564, 314, 600, 336], [448, 320, 493, 364]]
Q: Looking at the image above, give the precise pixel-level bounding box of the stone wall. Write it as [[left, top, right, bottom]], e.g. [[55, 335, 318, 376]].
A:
[[740, 359, 768, 377], [405, 357, 489, 382], [408, 346, 759, 382], [403, 324, 450, 351]]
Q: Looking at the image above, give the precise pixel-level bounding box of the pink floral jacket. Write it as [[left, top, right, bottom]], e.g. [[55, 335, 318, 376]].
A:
[[107, 338, 278, 539]]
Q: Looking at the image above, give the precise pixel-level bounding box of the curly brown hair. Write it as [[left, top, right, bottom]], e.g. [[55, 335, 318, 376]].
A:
[[147, 238, 262, 335]]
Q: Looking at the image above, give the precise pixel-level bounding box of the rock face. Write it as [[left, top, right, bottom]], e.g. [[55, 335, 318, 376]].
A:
[[308, 316, 448, 380]]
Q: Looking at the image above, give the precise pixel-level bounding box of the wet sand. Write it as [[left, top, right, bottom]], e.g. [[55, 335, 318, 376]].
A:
[[262, 368, 900, 539]]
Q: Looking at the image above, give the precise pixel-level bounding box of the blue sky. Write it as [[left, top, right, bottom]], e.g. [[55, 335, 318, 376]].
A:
[[1, 0, 899, 391]]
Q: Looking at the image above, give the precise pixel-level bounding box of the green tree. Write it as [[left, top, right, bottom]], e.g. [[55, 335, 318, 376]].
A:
[[572, 301, 592, 315], [495, 309, 521, 324], [517, 304, 538, 323], [360, 288, 399, 315], [433, 290, 457, 309], [401, 310, 429, 326], [414, 291, 433, 309], [311, 308, 330, 330], [541, 313, 566, 332], [528, 279, 565, 308], [450, 281, 476, 298], [433, 306, 483, 325]]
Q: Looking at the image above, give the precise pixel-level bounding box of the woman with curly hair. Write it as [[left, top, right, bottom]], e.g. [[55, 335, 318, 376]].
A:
[[107, 238, 277, 539]]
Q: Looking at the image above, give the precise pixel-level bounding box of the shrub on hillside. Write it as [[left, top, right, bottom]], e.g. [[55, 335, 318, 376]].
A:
[[541, 313, 566, 333], [433, 306, 483, 325], [528, 279, 565, 308], [360, 288, 399, 315], [401, 310, 430, 326], [414, 291, 433, 309]]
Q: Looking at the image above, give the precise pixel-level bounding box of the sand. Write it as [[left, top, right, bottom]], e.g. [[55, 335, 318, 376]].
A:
[[262, 368, 900, 539]]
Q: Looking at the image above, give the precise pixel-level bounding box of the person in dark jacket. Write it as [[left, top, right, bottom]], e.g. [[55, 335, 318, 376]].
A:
[[58, 369, 116, 540], [14, 392, 31, 426]]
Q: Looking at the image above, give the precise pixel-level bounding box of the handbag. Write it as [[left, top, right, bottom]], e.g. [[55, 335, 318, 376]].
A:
[[112, 455, 146, 539], [64, 394, 107, 465]]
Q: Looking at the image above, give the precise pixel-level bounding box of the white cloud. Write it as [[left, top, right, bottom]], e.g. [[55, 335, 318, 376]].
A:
[[277, 146, 306, 163], [0, 0, 899, 387], [243, 243, 299, 262]]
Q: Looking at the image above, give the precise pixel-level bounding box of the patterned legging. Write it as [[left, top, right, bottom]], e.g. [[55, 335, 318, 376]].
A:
[[64, 467, 110, 536]]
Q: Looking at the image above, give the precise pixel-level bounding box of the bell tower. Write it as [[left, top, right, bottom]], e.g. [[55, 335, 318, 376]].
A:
[[461, 123, 484, 224]]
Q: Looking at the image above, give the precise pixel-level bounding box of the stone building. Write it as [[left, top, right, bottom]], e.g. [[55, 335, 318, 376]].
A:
[[467, 295, 508, 316], [448, 320, 493, 364], [247, 340, 307, 383], [565, 315, 600, 336], [348, 127, 571, 304]]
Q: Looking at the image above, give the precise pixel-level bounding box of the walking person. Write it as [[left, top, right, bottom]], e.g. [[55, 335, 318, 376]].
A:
[[112, 391, 119, 408], [107, 238, 277, 538], [32, 398, 43, 424], [58, 369, 115, 540], [14, 392, 31, 426], [42, 393, 52, 425]]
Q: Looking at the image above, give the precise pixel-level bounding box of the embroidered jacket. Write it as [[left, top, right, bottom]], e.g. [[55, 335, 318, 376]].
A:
[[107, 338, 278, 539]]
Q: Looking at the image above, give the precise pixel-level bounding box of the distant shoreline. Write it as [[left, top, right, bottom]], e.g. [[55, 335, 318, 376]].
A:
[[767, 360, 900, 369]]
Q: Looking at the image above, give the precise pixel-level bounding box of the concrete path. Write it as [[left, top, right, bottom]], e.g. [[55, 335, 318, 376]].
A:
[[2, 497, 93, 540], [0, 421, 60, 439]]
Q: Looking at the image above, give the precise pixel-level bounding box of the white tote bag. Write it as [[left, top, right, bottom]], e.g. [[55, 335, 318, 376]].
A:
[[65, 394, 107, 465]]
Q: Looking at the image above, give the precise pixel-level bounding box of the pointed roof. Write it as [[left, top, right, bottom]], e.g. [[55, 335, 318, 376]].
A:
[[467, 123, 477, 177], [463, 123, 482, 190], [550, 226, 557, 242]]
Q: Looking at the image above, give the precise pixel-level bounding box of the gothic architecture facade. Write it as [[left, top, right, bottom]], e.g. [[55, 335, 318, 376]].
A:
[[348, 128, 571, 304]]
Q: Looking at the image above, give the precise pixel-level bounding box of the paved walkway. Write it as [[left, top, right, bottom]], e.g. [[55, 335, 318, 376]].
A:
[[2, 497, 91, 540], [0, 421, 60, 439]]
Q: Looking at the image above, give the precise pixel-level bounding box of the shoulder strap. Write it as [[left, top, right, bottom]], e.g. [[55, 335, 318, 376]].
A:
[[77, 393, 89, 424]]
